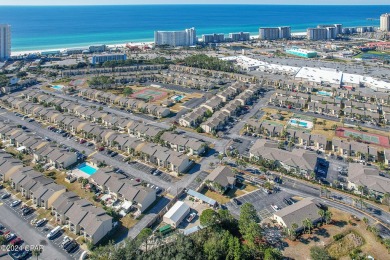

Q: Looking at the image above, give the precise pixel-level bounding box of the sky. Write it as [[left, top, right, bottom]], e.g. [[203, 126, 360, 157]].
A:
[[1, 0, 389, 5]]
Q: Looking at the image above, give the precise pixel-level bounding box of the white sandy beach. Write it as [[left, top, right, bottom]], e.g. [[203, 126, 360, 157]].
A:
[[11, 32, 307, 56], [11, 41, 154, 56]]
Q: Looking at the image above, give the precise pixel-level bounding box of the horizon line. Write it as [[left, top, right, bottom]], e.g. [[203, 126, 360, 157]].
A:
[[2, 4, 390, 6]]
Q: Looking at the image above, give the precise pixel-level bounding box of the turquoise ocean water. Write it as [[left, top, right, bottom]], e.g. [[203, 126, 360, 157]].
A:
[[0, 5, 386, 52]]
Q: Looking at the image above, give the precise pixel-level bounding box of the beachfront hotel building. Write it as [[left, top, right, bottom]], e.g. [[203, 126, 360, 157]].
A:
[[202, 33, 225, 44], [228, 32, 250, 41], [92, 53, 127, 64], [0, 24, 11, 61], [380, 13, 390, 32], [259, 27, 291, 40], [307, 27, 337, 41], [154, 27, 196, 47]]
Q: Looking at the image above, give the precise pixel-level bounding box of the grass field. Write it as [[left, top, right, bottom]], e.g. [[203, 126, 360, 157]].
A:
[[282, 208, 389, 259]]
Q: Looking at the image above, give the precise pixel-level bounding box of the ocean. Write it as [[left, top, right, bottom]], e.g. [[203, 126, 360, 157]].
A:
[[0, 5, 387, 52]]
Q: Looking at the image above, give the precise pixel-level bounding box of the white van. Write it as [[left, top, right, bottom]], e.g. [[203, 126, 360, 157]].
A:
[[47, 226, 62, 239]]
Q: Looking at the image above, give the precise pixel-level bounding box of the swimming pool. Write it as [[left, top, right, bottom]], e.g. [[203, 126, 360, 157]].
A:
[[52, 85, 64, 90], [77, 163, 98, 175], [317, 91, 332, 97], [171, 95, 185, 102], [290, 119, 308, 127]]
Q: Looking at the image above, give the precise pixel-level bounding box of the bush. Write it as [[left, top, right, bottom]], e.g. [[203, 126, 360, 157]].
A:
[[333, 233, 344, 241]]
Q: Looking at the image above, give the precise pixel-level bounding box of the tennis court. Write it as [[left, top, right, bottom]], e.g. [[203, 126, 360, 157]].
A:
[[70, 79, 86, 86], [131, 88, 168, 102], [335, 127, 390, 147]]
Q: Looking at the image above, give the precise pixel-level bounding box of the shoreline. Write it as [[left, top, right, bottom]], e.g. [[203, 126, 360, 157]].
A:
[[11, 32, 308, 56]]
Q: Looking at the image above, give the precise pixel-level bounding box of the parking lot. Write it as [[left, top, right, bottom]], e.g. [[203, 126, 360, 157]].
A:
[[227, 138, 254, 157], [129, 161, 177, 183], [224, 189, 294, 220], [187, 171, 209, 191], [0, 191, 83, 260]]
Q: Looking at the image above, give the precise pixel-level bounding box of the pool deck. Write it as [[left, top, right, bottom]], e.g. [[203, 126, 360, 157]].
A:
[[68, 168, 90, 179]]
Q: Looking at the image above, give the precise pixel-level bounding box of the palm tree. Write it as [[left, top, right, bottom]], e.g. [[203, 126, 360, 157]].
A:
[[363, 217, 369, 228], [303, 218, 313, 234], [32, 248, 41, 260], [383, 193, 390, 210], [318, 209, 325, 222], [291, 223, 298, 238], [358, 185, 365, 197], [324, 210, 333, 225], [312, 118, 317, 130]]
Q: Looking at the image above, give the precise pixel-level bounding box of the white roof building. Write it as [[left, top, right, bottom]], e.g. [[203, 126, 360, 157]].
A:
[[295, 67, 342, 87], [163, 201, 191, 228]]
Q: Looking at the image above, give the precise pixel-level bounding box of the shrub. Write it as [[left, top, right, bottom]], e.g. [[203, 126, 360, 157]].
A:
[[333, 233, 344, 241]]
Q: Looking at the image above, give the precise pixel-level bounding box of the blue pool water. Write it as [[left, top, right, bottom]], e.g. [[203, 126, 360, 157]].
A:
[[52, 85, 63, 90], [77, 163, 98, 175], [317, 91, 332, 97], [290, 119, 308, 128]]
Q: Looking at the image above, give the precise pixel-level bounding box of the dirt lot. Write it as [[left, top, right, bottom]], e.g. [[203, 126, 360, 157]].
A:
[[282, 208, 390, 259]]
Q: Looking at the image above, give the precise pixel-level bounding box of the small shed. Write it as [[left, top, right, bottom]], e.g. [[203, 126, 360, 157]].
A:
[[163, 201, 190, 228]]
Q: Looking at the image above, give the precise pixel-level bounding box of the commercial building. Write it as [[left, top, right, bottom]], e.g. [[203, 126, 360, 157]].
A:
[[259, 27, 291, 40], [273, 197, 321, 231], [380, 13, 390, 32], [285, 47, 317, 58], [92, 53, 127, 64], [202, 33, 225, 43], [0, 24, 11, 60], [154, 27, 196, 47], [89, 45, 107, 53], [228, 32, 250, 41], [163, 201, 191, 228]]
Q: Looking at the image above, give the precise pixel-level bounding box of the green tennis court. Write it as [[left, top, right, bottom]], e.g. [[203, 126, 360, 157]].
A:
[[343, 129, 379, 144], [131, 88, 168, 101]]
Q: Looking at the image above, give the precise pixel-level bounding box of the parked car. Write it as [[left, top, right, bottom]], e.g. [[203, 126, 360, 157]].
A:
[[65, 241, 79, 253], [22, 207, 33, 216], [1, 193, 10, 199], [186, 212, 196, 222], [5, 233, 16, 242], [35, 218, 47, 227], [10, 237, 22, 245], [11, 200, 21, 207]]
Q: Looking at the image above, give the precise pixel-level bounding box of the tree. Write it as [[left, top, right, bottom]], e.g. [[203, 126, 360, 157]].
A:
[[123, 87, 134, 96], [264, 247, 283, 260], [363, 217, 369, 228], [303, 218, 313, 234], [0, 236, 5, 245], [318, 209, 325, 222], [200, 209, 219, 227], [137, 228, 152, 252], [383, 238, 390, 252], [310, 246, 331, 260], [324, 210, 333, 225], [32, 248, 42, 260]]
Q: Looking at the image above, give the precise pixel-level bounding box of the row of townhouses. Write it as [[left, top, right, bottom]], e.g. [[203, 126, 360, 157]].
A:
[[1, 92, 199, 173], [0, 151, 113, 245], [246, 119, 382, 162], [89, 168, 156, 213], [269, 89, 389, 124], [0, 122, 78, 169], [78, 89, 171, 118]]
